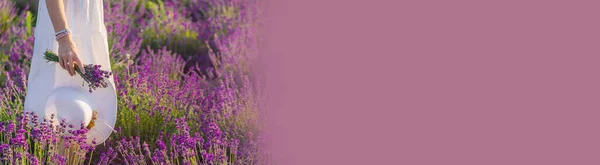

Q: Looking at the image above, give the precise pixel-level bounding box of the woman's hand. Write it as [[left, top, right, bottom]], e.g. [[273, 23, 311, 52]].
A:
[[46, 0, 85, 76], [57, 36, 85, 76]]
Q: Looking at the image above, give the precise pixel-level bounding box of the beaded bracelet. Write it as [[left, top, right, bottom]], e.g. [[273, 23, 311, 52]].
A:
[[55, 29, 70, 41]]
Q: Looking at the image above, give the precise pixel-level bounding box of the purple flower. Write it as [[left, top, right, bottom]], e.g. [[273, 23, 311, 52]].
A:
[[206, 153, 214, 161], [28, 156, 39, 165], [43, 51, 112, 93], [79, 64, 113, 93]]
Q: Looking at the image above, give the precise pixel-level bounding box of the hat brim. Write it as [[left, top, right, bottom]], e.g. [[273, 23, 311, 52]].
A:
[[24, 56, 117, 145]]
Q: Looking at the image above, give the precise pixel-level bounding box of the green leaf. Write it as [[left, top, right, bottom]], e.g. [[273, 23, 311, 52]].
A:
[[146, 1, 159, 19], [0, 52, 8, 63], [157, 0, 166, 19], [0, 71, 5, 87], [24, 11, 33, 36]]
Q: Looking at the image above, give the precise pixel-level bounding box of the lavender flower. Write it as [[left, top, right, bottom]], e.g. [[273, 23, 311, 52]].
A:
[[43, 50, 112, 93]]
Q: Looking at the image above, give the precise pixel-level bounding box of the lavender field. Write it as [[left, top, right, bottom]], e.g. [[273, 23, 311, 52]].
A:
[[0, 0, 268, 164]]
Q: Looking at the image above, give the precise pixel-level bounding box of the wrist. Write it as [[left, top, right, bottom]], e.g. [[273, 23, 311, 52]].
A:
[[57, 36, 74, 45], [55, 28, 71, 42]]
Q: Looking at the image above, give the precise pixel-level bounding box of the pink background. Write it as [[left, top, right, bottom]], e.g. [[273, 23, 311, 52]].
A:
[[260, 0, 600, 164]]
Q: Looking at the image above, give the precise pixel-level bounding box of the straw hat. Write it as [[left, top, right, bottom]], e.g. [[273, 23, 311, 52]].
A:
[[24, 59, 117, 145]]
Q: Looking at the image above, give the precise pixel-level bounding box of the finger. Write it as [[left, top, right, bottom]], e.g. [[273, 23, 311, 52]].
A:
[[67, 56, 75, 76], [64, 54, 72, 76], [59, 55, 66, 70], [65, 59, 71, 76], [74, 56, 85, 74]]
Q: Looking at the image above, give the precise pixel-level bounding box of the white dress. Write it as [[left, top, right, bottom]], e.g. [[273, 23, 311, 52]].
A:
[[24, 0, 117, 144]]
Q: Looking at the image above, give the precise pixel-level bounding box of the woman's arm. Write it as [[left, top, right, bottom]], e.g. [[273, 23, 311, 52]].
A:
[[45, 0, 85, 76], [45, 0, 68, 33]]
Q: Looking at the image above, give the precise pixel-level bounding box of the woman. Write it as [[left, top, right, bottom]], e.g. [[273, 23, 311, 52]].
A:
[[23, 0, 117, 146]]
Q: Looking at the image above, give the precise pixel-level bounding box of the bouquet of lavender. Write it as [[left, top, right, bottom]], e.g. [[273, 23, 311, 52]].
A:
[[43, 50, 112, 93]]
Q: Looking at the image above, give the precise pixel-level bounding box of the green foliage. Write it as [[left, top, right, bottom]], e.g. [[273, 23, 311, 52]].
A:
[[141, 0, 209, 58], [0, 73, 4, 91], [11, 0, 38, 15], [3, 0, 38, 28], [24, 11, 33, 36], [111, 71, 189, 148], [0, 52, 6, 89], [0, 52, 7, 63], [0, 4, 16, 35]]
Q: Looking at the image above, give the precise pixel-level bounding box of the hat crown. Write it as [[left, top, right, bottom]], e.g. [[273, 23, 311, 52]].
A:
[[45, 87, 94, 129]]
